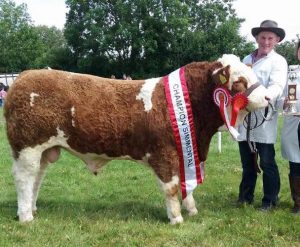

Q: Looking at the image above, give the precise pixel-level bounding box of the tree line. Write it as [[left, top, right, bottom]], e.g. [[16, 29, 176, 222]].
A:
[[0, 0, 298, 78]]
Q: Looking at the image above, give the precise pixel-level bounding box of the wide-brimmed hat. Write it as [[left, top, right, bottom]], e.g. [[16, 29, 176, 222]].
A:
[[251, 20, 285, 42]]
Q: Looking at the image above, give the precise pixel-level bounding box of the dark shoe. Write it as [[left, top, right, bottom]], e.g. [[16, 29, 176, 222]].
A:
[[272, 196, 279, 206]]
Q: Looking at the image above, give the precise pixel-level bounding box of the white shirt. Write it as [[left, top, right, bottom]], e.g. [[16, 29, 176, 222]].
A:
[[238, 50, 288, 143], [281, 66, 300, 162]]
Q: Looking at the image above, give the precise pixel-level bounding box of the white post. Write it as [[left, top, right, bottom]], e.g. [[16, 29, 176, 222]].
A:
[[217, 132, 222, 153]]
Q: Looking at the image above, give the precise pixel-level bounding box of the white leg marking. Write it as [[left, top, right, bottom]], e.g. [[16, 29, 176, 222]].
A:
[[13, 128, 69, 222], [32, 160, 49, 213], [158, 175, 183, 224], [183, 193, 198, 216], [13, 149, 42, 222]]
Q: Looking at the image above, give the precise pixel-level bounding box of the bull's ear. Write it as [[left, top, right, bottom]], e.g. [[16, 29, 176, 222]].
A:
[[212, 65, 230, 88]]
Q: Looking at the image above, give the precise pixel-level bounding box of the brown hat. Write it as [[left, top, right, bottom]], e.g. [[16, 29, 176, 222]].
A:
[[251, 20, 285, 42]]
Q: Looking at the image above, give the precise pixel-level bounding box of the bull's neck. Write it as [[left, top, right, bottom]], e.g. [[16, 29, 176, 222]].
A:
[[183, 62, 224, 160]]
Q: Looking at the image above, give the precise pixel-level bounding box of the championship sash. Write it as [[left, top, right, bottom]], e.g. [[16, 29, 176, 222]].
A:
[[164, 67, 204, 199]]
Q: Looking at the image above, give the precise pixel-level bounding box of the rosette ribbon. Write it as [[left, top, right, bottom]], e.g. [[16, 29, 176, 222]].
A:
[[213, 87, 248, 140]]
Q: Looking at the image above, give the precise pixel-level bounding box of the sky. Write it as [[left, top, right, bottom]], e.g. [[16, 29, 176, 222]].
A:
[[14, 0, 299, 42], [232, 0, 299, 42], [14, 0, 67, 30]]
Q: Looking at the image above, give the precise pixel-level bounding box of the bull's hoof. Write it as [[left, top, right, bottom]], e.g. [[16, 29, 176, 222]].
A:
[[188, 208, 198, 216], [18, 213, 34, 223], [170, 215, 184, 225]]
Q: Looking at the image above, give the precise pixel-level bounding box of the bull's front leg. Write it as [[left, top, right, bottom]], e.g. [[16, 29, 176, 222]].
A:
[[159, 175, 183, 224], [183, 192, 198, 216]]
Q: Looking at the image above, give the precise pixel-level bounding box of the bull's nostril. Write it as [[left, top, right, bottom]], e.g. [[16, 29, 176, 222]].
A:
[[265, 96, 270, 101]]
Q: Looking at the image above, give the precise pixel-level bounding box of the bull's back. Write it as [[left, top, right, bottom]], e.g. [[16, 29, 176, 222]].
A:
[[4, 69, 169, 158]]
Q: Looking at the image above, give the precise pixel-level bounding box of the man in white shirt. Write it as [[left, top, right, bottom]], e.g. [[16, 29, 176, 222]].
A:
[[281, 41, 300, 214], [237, 20, 288, 211]]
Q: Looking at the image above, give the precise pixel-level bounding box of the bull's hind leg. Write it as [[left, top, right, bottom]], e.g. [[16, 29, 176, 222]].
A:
[[31, 159, 49, 214], [32, 147, 60, 213], [183, 193, 198, 216], [13, 148, 43, 222], [159, 175, 183, 224]]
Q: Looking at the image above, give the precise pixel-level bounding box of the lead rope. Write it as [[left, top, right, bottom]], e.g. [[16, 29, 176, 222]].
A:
[[244, 104, 270, 130], [246, 112, 261, 174]]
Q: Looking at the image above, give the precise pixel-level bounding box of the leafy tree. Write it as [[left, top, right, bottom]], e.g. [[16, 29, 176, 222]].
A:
[[0, 0, 43, 72], [277, 39, 299, 66], [0, 0, 72, 72], [33, 25, 74, 69], [64, 0, 253, 78]]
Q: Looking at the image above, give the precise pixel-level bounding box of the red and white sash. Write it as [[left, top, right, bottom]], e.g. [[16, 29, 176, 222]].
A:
[[164, 67, 204, 199]]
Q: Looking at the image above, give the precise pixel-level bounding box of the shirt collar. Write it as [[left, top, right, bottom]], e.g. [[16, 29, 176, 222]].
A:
[[251, 49, 276, 64]]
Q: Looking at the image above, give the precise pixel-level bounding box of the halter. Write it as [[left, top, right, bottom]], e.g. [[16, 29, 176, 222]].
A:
[[213, 82, 261, 139], [213, 82, 267, 173]]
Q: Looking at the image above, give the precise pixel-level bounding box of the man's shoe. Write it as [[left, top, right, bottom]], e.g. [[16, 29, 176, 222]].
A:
[[272, 196, 279, 206]]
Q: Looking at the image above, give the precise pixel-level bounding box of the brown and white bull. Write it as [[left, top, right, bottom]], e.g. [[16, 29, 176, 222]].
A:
[[4, 54, 268, 224]]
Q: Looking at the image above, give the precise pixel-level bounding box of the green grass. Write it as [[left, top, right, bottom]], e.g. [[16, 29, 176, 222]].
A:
[[1, 107, 300, 247]]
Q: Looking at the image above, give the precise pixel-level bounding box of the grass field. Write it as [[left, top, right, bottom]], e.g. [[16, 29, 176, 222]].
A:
[[1, 107, 300, 247]]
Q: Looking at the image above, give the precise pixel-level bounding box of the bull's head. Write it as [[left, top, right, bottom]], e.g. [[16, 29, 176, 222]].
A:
[[212, 54, 269, 139]]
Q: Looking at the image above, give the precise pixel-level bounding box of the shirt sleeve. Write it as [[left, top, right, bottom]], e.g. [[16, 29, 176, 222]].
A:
[[265, 57, 288, 101]]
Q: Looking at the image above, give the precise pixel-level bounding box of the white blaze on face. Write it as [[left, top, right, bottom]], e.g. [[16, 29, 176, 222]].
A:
[[30, 92, 39, 107], [136, 78, 161, 112], [218, 54, 268, 109], [217, 54, 257, 88]]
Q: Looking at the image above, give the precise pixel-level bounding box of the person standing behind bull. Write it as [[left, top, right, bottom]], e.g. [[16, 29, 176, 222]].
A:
[[0, 83, 7, 107], [237, 20, 288, 211], [281, 40, 300, 214]]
